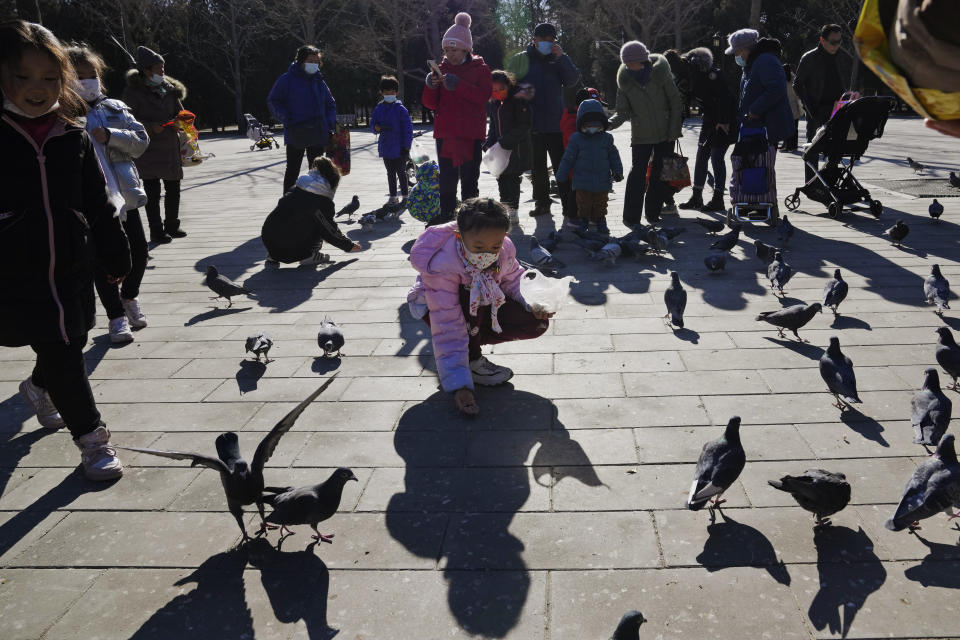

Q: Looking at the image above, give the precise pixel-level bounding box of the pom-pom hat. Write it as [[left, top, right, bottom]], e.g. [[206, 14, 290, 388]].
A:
[[443, 12, 474, 51]]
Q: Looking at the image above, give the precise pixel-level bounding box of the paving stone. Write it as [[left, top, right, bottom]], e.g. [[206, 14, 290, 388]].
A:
[[634, 423, 815, 463], [0, 430, 158, 469], [87, 358, 191, 380], [795, 420, 923, 459], [624, 369, 770, 396], [317, 513, 446, 569], [510, 373, 625, 399], [0, 511, 69, 566], [611, 330, 738, 351], [204, 376, 350, 403], [554, 396, 710, 428], [124, 430, 311, 468], [295, 431, 465, 468], [244, 399, 403, 432], [339, 375, 438, 401], [758, 365, 910, 393], [171, 356, 309, 379], [467, 428, 637, 467], [0, 568, 100, 639], [92, 378, 222, 403], [701, 391, 913, 426], [554, 350, 683, 374], [100, 400, 263, 432]]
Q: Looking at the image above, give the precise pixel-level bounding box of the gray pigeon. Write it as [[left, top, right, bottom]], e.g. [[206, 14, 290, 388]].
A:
[[530, 236, 565, 268], [119, 376, 337, 540], [885, 434, 960, 532], [822, 269, 849, 315], [245, 331, 273, 362], [664, 271, 687, 328], [592, 242, 622, 266], [318, 316, 345, 357], [929, 199, 944, 221], [820, 336, 861, 410], [694, 217, 725, 235], [768, 469, 851, 528], [906, 156, 924, 174], [924, 264, 951, 315], [776, 215, 794, 245], [263, 467, 359, 542], [610, 610, 647, 639], [709, 224, 741, 252], [686, 416, 746, 522], [754, 240, 778, 265], [659, 226, 687, 242], [911, 368, 952, 447], [704, 252, 727, 272], [886, 220, 909, 247], [647, 227, 669, 254], [936, 327, 960, 390], [756, 302, 822, 341], [205, 265, 252, 307], [767, 251, 793, 296]]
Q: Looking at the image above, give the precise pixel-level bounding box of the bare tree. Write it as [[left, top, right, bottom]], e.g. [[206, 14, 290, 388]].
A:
[[560, 0, 708, 53], [749, 0, 762, 29], [265, 0, 351, 63]]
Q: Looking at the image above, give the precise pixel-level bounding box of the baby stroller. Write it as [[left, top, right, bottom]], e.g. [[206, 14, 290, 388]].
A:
[[784, 96, 894, 218], [244, 113, 280, 151], [405, 130, 430, 187], [729, 126, 777, 223]]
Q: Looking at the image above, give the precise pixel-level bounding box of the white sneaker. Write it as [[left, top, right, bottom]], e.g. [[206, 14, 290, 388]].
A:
[[18, 377, 65, 429], [108, 316, 134, 344], [74, 425, 123, 481], [121, 297, 147, 328], [469, 356, 514, 386], [299, 248, 331, 267]]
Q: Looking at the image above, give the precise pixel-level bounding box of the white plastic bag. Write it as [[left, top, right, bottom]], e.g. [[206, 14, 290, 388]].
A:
[[519, 269, 575, 315], [482, 142, 511, 178], [410, 136, 431, 164]]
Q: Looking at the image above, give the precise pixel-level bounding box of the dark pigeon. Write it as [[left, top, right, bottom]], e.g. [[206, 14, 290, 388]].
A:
[[929, 199, 944, 221], [664, 271, 687, 328], [704, 252, 727, 272], [245, 331, 273, 362], [885, 434, 960, 532], [610, 610, 647, 640], [335, 195, 360, 218], [767, 251, 793, 296], [936, 327, 960, 390], [318, 316, 345, 357], [205, 265, 252, 307], [647, 227, 669, 254], [820, 336, 861, 410], [924, 264, 951, 315], [263, 467, 359, 542], [754, 240, 778, 265], [686, 416, 746, 522], [694, 217, 725, 235], [659, 226, 686, 241], [822, 269, 849, 315], [911, 368, 952, 447], [540, 230, 560, 252], [768, 469, 851, 528], [886, 220, 909, 247], [119, 376, 338, 540], [906, 156, 924, 174], [756, 302, 822, 341], [777, 215, 794, 245], [617, 237, 649, 258], [709, 224, 741, 252], [951, 171, 960, 188]]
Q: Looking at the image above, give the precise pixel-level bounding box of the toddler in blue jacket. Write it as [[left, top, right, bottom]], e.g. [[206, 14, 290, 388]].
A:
[[370, 76, 414, 206], [556, 99, 623, 234]]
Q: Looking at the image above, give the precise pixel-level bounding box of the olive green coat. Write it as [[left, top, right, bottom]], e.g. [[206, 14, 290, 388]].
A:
[[607, 54, 683, 145]]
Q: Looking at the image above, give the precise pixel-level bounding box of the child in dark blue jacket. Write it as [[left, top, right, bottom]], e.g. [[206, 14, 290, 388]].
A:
[[556, 99, 623, 234], [370, 76, 414, 206]]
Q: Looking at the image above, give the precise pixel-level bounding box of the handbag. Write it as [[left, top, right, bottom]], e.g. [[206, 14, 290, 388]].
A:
[[659, 140, 692, 189]]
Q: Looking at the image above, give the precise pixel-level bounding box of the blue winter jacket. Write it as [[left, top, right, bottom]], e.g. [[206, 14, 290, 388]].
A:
[[737, 40, 794, 142], [555, 100, 623, 193], [267, 62, 337, 144], [506, 44, 580, 133], [370, 100, 414, 159]]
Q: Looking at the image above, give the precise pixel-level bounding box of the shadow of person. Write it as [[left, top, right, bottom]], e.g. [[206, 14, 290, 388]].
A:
[[807, 526, 886, 638], [903, 531, 960, 588], [385, 392, 599, 637], [236, 360, 267, 395], [394, 303, 435, 373], [840, 410, 889, 447], [245, 538, 338, 639], [242, 259, 358, 313], [695, 513, 791, 585], [128, 548, 254, 639]]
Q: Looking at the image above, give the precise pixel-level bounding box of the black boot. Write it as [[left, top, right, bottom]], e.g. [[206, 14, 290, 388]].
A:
[[164, 220, 187, 238], [701, 190, 725, 212], [679, 188, 704, 210]]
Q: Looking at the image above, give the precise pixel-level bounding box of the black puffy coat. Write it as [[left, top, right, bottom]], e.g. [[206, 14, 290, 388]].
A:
[[261, 187, 354, 263], [0, 113, 131, 347], [688, 66, 737, 146], [485, 87, 533, 175], [793, 45, 853, 124]]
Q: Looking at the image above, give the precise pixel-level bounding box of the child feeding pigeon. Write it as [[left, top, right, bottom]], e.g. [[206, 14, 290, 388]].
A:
[[407, 198, 553, 415]]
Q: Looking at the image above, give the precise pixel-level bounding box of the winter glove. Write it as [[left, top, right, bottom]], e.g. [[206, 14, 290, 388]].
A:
[[613, 174, 624, 182], [443, 73, 460, 91]]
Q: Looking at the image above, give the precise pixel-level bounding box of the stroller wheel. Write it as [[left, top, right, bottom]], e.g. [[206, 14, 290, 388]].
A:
[[828, 202, 843, 219], [275, 142, 280, 149], [250, 145, 255, 151], [870, 200, 883, 217], [784, 193, 800, 211]]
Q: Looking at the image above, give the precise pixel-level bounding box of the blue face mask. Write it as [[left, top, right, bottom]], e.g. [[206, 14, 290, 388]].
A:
[[303, 62, 319, 74], [583, 126, 602, 135], [383, 94, 397, 103], [735, 55, 747, 67], [537, 40, 554, 56]]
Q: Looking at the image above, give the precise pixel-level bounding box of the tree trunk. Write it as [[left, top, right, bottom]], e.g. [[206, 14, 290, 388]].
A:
[[674, 0, 682, 49], [749, 0, 762, 29]]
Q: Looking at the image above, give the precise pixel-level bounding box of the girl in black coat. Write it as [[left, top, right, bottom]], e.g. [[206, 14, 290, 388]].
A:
[[484, 70, 533, 225], [1, 21, 131, 481]]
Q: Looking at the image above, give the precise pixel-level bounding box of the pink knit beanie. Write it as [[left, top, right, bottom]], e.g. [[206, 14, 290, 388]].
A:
[[442, 12, 473, 51]]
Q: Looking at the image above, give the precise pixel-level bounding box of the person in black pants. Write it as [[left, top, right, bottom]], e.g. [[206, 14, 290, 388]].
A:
[[93, 210, 149, 341], [370, 75, 414, 205]]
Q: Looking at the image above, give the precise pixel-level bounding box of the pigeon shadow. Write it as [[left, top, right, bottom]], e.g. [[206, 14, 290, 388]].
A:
[[401, 239, 415, 255], [311, 356, 342, 374], [840, 410, 890, 447], [385, 391, 600, 637], [942, 316, 960, 332], [903, 532, 960, 589], [185, 306, 252, 326], [246, 538, 338, 639], [236, 360, 267, 395], [830, 315, 871, 331], [763, 337, 825, 360], [672, 327, 700, 344], [695, 514, 791, 585], [807, 526, 886, 638]]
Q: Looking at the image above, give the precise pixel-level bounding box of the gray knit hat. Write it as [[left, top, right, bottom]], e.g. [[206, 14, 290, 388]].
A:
[[725, 29, 759, 55], [136, 46, 164, 69], [620, 41, 650, 64]]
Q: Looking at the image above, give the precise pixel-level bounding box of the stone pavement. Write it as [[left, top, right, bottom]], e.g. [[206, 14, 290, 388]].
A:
[[1, 116, 959, 640]]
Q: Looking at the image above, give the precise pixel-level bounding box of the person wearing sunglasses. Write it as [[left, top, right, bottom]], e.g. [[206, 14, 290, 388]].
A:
[[793, 24, 853, 144]]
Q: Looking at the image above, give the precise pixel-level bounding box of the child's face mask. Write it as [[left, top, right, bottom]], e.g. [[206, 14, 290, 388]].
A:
[[303, 62, 320, 74], [75, 78, 102, 102], [461, 245, 500, 270], [492, 88, 508, 101], [583, 125, 602, 135], [382, 94, 397, 102]]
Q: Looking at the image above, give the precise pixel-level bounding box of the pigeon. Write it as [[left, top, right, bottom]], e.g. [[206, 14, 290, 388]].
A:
[[205, 265, 252, 307], [592, 242, 622, 266], [924, 264, 951, 315], [756, 302, 822, 341], [686, 416, 746, 522], [119, 376, 338, 540], [754, 240, 778, 265], [572, 236, 606, 253], [245, 331, 273, 362], [709, 224, 741, 252], [694, 217, 725, 235], [663, 271, 686, 328], [929, 199, 944, 221], [530, 236, 565, 269], [359, 213, 376, 231], [820, 336, 861, 410], [776, 215, 795, 245], [767, 251, 793, 296], [647, 227, 669, 254], [318, 316, 345, 357], [906, 156, 924, 174], [335, 195, 360, 218], [659, 226, 687, 242], [616, 237, 649, 258], [911, 368, 952, 448], [610, 610, 647, 640], [951, 171, 960, 188], [768, 469, 851, 528], [704, 252, 727, 272], [822, 269, 849, 315], [540, 230, 560, 252], [886, 219, 909, 247], [885, 434, 960, 532], [935, 327, 960, 390], [263, 467, 359, 542]]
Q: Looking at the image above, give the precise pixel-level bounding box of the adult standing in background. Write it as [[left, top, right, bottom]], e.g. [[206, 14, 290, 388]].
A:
[[122, 45, 187, 244], [793, 24, 851, 142], [268, 45, 337, 194], [507, 22, 579, 224]]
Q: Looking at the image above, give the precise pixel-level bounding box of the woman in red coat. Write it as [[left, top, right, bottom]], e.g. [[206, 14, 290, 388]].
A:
[[421, 12, 492, 224]]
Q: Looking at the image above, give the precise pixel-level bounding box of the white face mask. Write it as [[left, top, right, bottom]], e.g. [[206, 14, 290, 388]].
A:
[[75, 78, 102, 102], [303, 62, 320, 75], [146, 74, 164, 86], [3, 97, 59, 118]]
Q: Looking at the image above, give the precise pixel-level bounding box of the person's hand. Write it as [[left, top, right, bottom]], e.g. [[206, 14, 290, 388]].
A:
[[551, 43, 564, 58], [350, 242, 363, 252], [151, 124, 165, 134], [106, 274, 126, 284], [91, 127, 109, 144], [454, 388, 479, 415], [613, 174, 624, 182], [374, 124, 381, 133], [531, 308, 555, 320], [716, 123, 730, 134], [925, 118, 960, 139], [428, 72, 442, 89]]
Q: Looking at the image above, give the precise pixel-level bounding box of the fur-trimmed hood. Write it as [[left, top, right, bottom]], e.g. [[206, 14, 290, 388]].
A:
[[125, 68, 187, 100], [684, 47, 714, 73]]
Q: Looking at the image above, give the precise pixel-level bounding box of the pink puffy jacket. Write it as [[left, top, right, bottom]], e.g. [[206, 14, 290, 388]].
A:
[[408, 222, 526, 392]]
